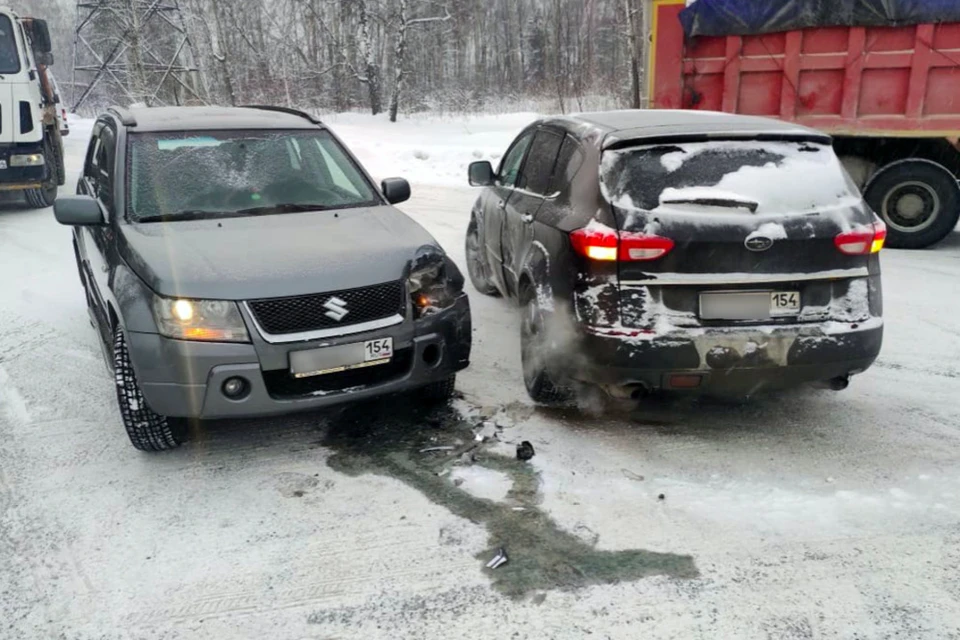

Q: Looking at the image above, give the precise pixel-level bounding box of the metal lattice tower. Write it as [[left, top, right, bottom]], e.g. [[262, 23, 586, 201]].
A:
[[72, 0, 206, 112]]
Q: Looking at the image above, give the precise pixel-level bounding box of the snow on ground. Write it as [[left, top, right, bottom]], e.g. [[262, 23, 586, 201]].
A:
[[1, 113, 960, 638]]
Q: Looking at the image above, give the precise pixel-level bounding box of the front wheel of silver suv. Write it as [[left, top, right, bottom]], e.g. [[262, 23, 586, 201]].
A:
[[113, 327, 185, 452]]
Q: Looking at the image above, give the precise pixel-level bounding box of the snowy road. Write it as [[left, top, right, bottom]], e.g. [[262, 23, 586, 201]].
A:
[[1, 120, 960, 638]]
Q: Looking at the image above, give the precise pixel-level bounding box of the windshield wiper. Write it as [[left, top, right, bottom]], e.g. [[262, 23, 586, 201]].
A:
[[136, 210, 234, 222], [660, 197, 759, 213], [234, 203, 336, 215]]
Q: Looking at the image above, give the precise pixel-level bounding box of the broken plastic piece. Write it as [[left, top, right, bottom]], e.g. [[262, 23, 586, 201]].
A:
[[486, 547, 508, 570], [420, 446, 455, 453], [516, 441, 535, 461]]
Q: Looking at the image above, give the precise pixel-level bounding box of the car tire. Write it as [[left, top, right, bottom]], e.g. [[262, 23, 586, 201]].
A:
[[465, 218, 500, 296], [420, 375, 457, 402], [113, 326, 185, 452], [863, 159, 960, 249], [520, 286, 572, 406]]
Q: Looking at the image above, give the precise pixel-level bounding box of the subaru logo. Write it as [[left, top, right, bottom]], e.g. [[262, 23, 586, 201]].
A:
[[745, 236, 774, 252], [323, 296, 350, 321]]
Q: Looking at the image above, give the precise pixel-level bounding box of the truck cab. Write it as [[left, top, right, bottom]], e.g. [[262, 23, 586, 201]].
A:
[[0, 6, 64, 208]]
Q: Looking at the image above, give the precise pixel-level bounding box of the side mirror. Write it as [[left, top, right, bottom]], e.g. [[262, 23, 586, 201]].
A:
[[54, 195, 105, 226], [468, 161, 495, 187], [36, 52, 54, 67], [26, 18, 53, 56], [382, 177, 411, 205]]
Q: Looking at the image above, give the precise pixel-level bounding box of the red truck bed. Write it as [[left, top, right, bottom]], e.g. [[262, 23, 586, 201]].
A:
[[649, 0, 960, 137]]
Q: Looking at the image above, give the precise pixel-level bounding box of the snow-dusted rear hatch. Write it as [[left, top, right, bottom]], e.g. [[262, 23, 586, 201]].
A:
[[599, 138, 878, 328]]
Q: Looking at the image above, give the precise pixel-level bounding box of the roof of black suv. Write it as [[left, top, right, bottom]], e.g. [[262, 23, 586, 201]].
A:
[[548, 109, 831, 148], [107, 106, 322, 132]]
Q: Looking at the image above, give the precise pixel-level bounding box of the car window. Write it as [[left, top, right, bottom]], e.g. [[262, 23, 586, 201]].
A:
[[126, 129, 380, 222], [83, 124, 105, 189], [498, 131, 534, 188], [0, 15, 21, 75], [96, 127, 117, 216], [555, 135, 584, 187], [601, 140, 861, 214], [518, 130, 563, 195]]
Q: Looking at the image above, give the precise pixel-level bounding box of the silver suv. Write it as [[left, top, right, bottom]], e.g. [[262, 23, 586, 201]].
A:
[[54, 106, 472, 451]]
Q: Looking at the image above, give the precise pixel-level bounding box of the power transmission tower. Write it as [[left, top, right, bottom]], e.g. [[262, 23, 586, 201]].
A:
[[71, 0, 207, 112]]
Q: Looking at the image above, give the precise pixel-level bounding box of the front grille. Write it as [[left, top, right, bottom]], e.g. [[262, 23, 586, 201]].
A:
[[248, 281, 406, 335], [262, 349, 413, 399]]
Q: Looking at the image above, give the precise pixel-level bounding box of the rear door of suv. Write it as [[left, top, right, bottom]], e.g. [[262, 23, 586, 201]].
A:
[[599, 136, 884, 332]]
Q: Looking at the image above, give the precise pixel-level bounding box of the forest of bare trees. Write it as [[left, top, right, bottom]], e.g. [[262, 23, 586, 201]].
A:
[[37, 0, 645, 118]]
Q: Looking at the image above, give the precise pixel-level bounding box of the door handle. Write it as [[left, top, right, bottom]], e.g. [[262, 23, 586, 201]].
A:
[[521, 214, 534, 224]]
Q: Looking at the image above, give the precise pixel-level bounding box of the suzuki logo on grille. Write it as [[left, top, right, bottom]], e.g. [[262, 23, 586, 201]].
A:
[[745, 235, 774, 252], [323, 296, 350, 321]]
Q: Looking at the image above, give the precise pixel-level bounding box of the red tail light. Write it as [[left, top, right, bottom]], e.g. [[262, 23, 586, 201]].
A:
[[570, 227, 674, 262], [834, 221, 887, 255]]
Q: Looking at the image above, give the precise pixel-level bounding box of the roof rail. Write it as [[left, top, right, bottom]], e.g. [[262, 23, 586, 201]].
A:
[[241, 105, 323, 125], [107, 106, 137, 126]]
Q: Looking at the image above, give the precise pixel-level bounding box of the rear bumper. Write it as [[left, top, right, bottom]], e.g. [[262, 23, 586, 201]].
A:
[[130, 295, 472, 419], [0, 142, 49, 187], [571, 320, 883, 395]]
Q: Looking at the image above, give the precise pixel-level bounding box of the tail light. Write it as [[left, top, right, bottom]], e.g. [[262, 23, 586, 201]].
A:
[[570, 227, 674, 262], [834, 221, 887, 255]]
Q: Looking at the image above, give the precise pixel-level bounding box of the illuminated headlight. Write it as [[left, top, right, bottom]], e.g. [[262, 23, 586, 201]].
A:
[[408, 249, 458, 319], [9, 153, 45, 167], [152, 296, 250, 342]]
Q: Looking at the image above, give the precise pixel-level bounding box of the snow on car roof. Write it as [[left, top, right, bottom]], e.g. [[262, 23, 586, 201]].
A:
[[116, 106, 322, 132]]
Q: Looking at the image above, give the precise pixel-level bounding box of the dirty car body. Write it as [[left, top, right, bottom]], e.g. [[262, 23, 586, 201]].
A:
[[56, 106, 471, 451], [466, 110, 883, 400]]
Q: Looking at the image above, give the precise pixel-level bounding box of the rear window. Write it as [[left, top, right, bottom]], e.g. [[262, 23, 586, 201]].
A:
[[601, 140, 860, 215]]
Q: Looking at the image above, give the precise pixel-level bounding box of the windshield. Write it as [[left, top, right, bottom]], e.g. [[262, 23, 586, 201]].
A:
[[0, 15, 21, 74], [127, 129, 380, 222], [601, 139, 860, 215]]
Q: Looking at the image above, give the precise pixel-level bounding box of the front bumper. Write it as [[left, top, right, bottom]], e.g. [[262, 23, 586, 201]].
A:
[[0, 143, 50, 188], [129, 294, 471, 419], [570, 319, 883, 395]]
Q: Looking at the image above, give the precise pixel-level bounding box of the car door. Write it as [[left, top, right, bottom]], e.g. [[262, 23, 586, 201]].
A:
[[501, 128, 564, 296], [78, 122, 116, 329], [483, 129, 535, 293]]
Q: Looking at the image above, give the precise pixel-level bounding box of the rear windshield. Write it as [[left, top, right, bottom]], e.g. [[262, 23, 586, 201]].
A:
[[0, 15, 21, 75], [126, 129, 380, 222], [601, 140, 860, 215]]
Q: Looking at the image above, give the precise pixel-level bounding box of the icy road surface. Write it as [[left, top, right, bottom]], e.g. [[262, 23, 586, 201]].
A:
[[1, 118, 960, 638]]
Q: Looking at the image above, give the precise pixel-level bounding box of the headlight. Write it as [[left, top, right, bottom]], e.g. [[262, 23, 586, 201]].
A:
[[153, 296, 250, 342], [408, 248, 458, 318], [10, 153, 45, 167]]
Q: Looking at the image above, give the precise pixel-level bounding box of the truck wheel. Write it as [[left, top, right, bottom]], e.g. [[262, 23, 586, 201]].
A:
[[465, 218, 500, 296], [113, 326, 185, 452], [863, 159, 960, 249], [25, 184, 57, 209], [520, 285, 571, 406]]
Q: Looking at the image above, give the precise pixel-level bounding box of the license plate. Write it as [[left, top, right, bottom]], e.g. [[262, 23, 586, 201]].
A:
[[700, 291, 801, 320], [290, 338, 393, 379]]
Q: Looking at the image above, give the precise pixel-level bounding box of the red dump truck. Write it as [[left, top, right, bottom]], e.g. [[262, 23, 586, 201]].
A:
[[647, 0, 960, 249]]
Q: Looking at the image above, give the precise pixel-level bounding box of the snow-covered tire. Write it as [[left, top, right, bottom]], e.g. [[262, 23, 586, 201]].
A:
[[419, 375, 457, 403], [864, 159, 960, 249], [25, 184, 57, 209], [465, 218, 500, 296], [113, 327, 185, 452], [520, 286, 572, 406]]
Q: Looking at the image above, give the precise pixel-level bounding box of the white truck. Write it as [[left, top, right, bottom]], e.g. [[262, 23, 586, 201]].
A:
[[0, 7, 64, 208]]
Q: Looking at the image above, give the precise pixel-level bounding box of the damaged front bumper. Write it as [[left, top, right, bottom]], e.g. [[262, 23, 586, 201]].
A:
[[130, 294, 472, 419], [573, 318, 883, 395]]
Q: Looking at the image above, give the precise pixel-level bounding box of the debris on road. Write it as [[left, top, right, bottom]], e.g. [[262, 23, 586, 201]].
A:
[[622, 469, 645, 482], [486, 547, 509, 570], [460, 451, 476, 465], [474, 420, 502, 442], [516, 441, 535, 461], [658, 494, 666, 501], [420, 445, 456, 453]]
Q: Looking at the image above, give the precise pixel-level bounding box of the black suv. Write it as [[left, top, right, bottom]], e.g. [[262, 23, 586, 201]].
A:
[[55, 106, 471, 451], [466, 110, 884, 402]]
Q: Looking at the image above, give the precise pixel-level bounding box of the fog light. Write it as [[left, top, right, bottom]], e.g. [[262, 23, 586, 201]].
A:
[[222, 377, 248, 398]]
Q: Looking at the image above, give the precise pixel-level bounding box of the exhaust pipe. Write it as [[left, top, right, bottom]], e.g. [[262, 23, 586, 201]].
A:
[[826, 376, 850, 391], [629, 384, 649, 400]]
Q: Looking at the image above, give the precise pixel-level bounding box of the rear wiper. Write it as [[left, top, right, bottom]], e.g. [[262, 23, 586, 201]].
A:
[[660, 197, 759, 213], [234, 203, 336, 215]]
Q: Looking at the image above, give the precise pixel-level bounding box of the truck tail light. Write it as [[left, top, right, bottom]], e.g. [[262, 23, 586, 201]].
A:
[[570, 227, 674, 262], [835, 221, 887, 255]]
